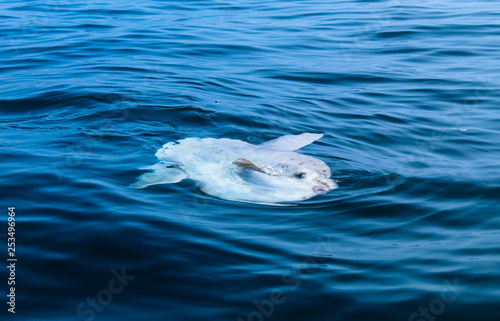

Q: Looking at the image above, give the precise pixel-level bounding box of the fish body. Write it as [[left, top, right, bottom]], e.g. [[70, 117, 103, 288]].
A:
[[131, 133, 337, 204]]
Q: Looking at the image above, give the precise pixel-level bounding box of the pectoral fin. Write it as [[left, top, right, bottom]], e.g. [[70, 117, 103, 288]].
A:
[[233, 158, 266, 173], [129, 163, 187, 189]]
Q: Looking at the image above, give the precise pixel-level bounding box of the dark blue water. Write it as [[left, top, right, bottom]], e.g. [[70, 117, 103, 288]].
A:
[[1, 1, 499, 320]]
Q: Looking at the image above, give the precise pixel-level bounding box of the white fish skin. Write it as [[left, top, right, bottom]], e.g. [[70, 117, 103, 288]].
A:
[[130, 133, 337, 204]]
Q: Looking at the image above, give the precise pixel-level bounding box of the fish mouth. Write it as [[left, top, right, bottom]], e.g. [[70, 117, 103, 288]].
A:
[[312, 178, 337, 194], [313, 186, 329, 194]]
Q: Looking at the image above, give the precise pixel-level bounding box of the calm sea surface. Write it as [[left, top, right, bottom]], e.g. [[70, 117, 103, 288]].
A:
[[1, 1, 499, 320]]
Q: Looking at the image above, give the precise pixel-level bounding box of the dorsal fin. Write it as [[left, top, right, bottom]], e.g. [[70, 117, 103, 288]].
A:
[[259, 133, 324, 151]]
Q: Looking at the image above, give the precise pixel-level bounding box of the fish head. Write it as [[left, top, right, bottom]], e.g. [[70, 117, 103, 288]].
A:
[[233, 153, 337, 201], [276, 162, 337, 196], [287, 166, 337, 195]]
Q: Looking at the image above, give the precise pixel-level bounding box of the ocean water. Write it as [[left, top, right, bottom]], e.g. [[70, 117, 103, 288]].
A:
[[1, 0, 500, 320]]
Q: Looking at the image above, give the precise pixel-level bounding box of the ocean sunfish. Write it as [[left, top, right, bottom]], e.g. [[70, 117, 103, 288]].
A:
[[130, 133, 337, 205]]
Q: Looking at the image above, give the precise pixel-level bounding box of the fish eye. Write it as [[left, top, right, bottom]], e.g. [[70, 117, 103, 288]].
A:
[[294, 172, 307, 179]]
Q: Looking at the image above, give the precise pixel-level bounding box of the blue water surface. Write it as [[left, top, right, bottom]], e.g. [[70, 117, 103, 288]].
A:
[[1, 0, 500, 320]]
